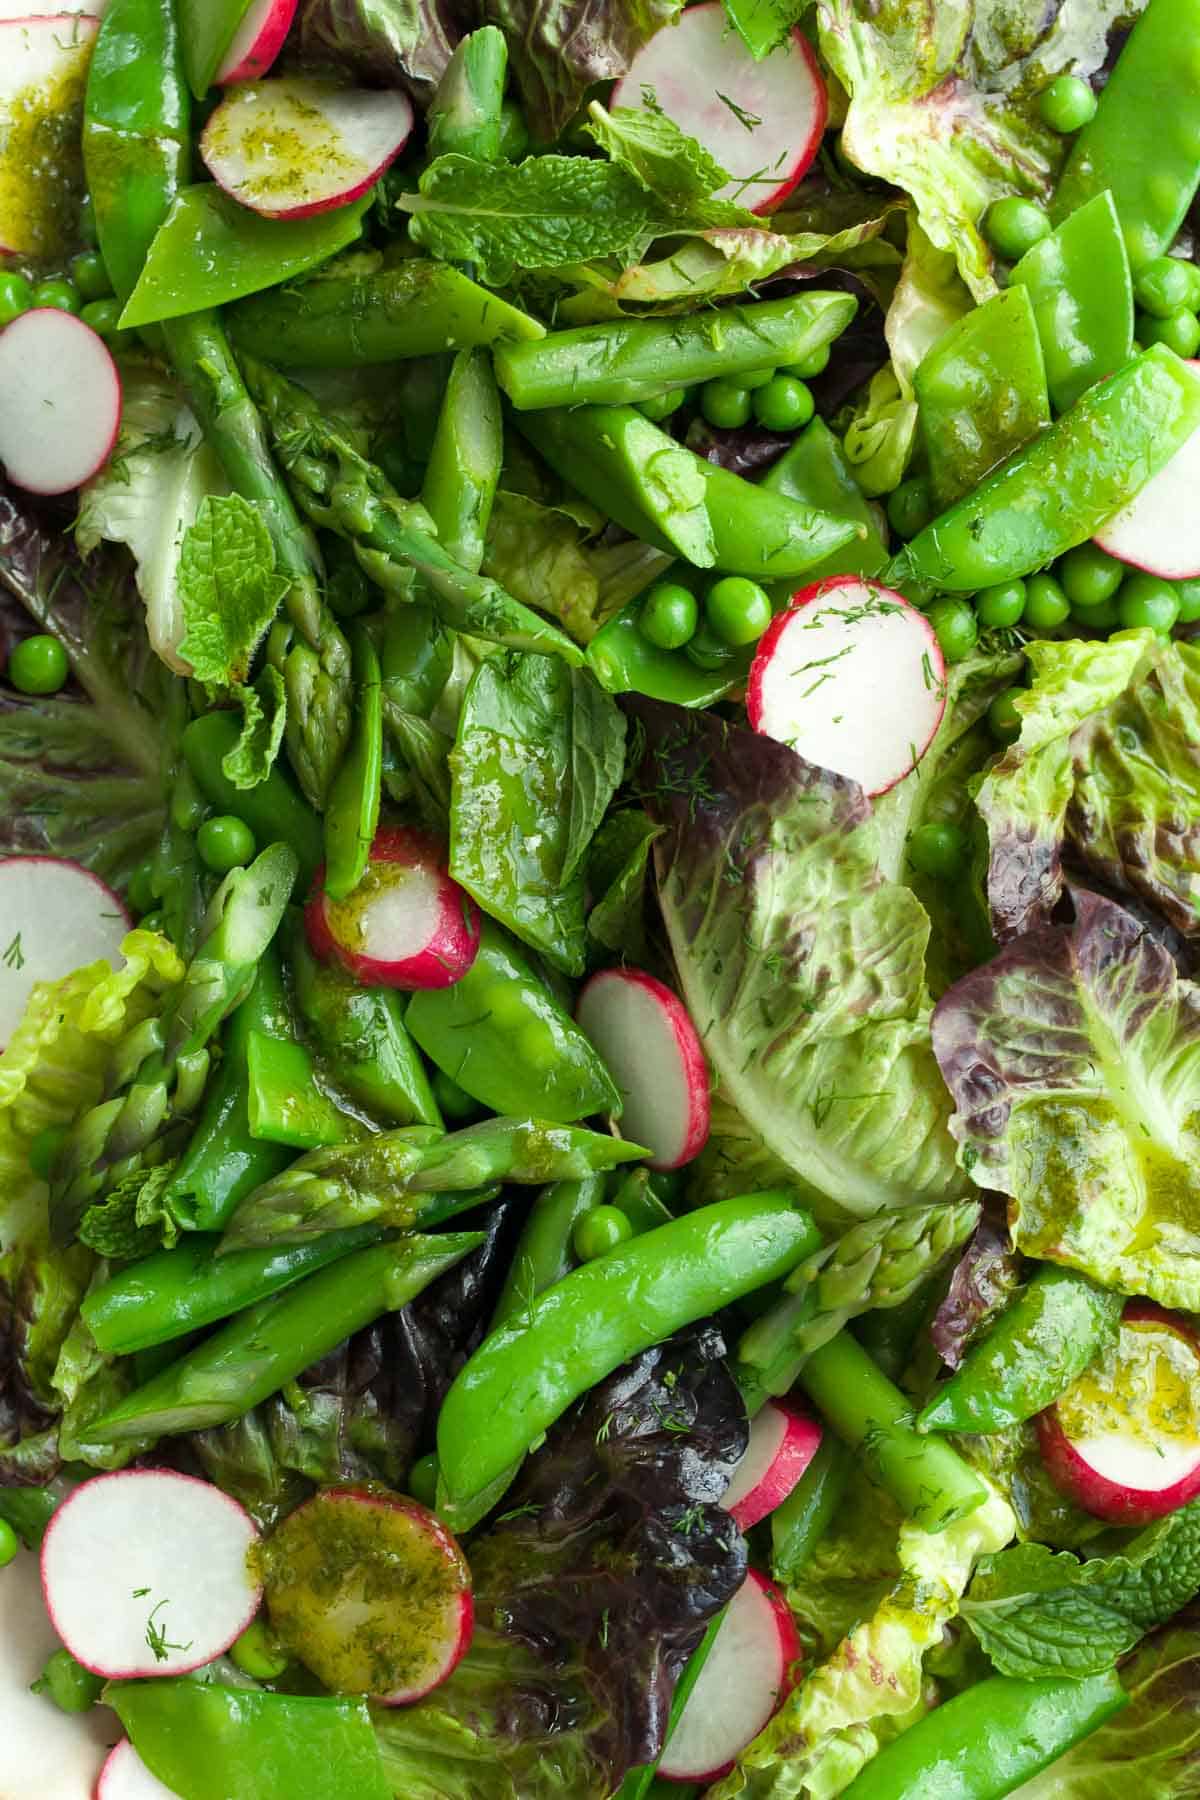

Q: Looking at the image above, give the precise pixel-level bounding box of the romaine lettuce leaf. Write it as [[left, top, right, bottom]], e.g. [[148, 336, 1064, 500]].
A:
[[482, 491, 670, 645], [933, 888, 1200, 1311]]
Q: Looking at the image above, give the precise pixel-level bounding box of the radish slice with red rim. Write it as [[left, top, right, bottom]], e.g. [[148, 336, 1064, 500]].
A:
[[96, 1740, 179, 1800], [306, 826, 481, 989], [575, 967, 710, 1170], [0, 310, 122, 496], [721, 1401, 823, 1531], [0, 857, 130, 1050], [1094, 361, 1200, 579], [216, 0, 299, 84]]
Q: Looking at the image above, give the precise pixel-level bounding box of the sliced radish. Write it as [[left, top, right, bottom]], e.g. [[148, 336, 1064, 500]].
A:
[[1094, 360, 1200, 578], [215, 0, 298, 84], [260, 1486, 473, 1703], [0, 309, 121, 496], [0, 857, 129, 1050], [0, 15, 101, 256], [306, 826, 481, 989], [575, 967, 710, 1171], [611, 5, 826, 213], [1037, 1301, 1200, 1526], [96, 1740, 178, 1800], [40, 1469, 261, 1678], [747, 578, 946, 797], [660, 1571, 801, 1783], [721, 1400, 823, 1531], [200, 76, 413, 219]]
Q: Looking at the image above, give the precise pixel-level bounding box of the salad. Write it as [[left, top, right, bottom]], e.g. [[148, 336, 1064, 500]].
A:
[[3, 0, 1200, 1794]]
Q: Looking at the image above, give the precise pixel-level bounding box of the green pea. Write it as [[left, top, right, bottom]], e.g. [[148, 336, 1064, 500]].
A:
[[701, 377, 752, 430], [68, 250, 112, 302], [1134, 256, 1198, 319], [639, 581, 699, 649], [685, 624, 736, 671], [1176, 577, 1200, 623], [498, 98, 530, 161], [739, 367, 777, 392], [1023, 572, 1071, 630], [1072, 593, 1120, 631], [0, 270, 34, 327], [887, 476, 934, 541], [127, 861, 158, 916], [573, 1204, 634, 1262], [431, 1068, 482, 1121], [705, 575, 772, 647], [140, 910, 166, 935], [7, 634, 69, 695], [196, 814, 257, 874], [928, 597, 978, 663], [1038, 74, 1097, 133], [230, 1619, 289, 1680], [34, 1649, 104, 1714], [1058, 542, 1124, 611], [783, 343, 830, 380], [988, 687, 1026, 744], [1138, 308, 1200, 358], [752, 374, 815, 433], [79, 298, 132, 349], [908, 821, 968, 880], [975, 580, 1026, 628], [409, 1452, 440, 1507], [0, 1518, 18, 1568], [984, 196, 1052, 261], [31, 278, 81, 316], [1117, 571, 1181, 633], [639, 387, 686, 422]]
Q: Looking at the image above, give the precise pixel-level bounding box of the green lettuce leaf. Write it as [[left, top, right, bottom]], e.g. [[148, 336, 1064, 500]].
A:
[[481, 491, 670, 645], [977, 630, 1200, 944], [481, 0, 682, 142], [784, 1468, 905, 1658], [933, 888, 1200, 1310]]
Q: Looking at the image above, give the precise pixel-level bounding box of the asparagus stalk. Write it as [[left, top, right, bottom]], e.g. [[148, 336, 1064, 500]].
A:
[[427, 27, 508, 162], [420, 347, 503, 573], [88, 1234, 484, 1441], [238, 354, 583, 664]]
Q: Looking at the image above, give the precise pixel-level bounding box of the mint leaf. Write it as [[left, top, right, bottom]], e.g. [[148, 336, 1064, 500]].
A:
[[78, 1163, 178, 1260], [221, 666, 287, 792], [177, 494, 289, 687], [962, 1504, 1200, 1679], [400, 154, 662, 286], [585, 103, 756, 225]]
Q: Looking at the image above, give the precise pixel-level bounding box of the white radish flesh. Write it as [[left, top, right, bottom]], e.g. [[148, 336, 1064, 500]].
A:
[[0, 858, 129, 1049], [96, 1740, 179, 1800], [216, 0, 298, 83], [576, 968, 710, 1171], [41, 1470, 261, 1678], [0, 15, 101, 256], [1094, 362, 1200, 579], [747, 578, 946, 797], [721, 1401, 823, 1530], [201, 76, 413, 219], [659, 1571, 800, 1783], [611, 5, 826, 212], [0, 310, 122, 495], [306, 826, 481, 989]]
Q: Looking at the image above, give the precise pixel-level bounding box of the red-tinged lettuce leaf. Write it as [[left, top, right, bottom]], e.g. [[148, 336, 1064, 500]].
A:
[[932, 888, 1200, 1312], [930, 1198, 1020, 1369], [292, 0, 460, 97], [977, 631, 1200, 946], [481, 0, 683, 143]]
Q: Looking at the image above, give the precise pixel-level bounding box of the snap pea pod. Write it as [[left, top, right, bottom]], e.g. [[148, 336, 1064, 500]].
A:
[[427, 27, 507, 162], [246, 1033, 362, 1150], [406, 917, 622, 1120], [323, 621, 382, 902], [420, 346, 503, 573], [0, 1483, 69, 1550], [770, 1434, 853, 1587], [798, 1330, 987, 1533], [761, 418, 887, 585], [1011, 190, 1134, 413], [89, 1234, 484, 1440], [840, 1670, 1127, 1800], [1051, 0, 1200, 269], [437, 1192, 822, 1506], [288, 918, 441, 1128], [227, 259, 545, 365], [917, 1266, 1124, 1436], [81, 1226, 387, 1355], [587, 585, 742, 707], [182, 713, 324, 890], [176, 0, 251, 98], [891, 346, 1200, 592], [518, 404, 864, 577], [490, 1175, 604, 1327], [496, 292, 857, 410]]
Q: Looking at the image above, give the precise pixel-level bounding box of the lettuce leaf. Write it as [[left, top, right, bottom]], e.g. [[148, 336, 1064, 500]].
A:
[[977, 630, 1200, 945], [481, 491, 670, 645], [481, 0, 683, 142], [933, 889, 1200, 1311], [294, 0, 460, 99]]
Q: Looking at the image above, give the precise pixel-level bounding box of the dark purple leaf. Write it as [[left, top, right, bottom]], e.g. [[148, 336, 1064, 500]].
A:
[[930, 1199, 1020, 1369], [684, 419, 792, 477], [291, 0, 461, 99]]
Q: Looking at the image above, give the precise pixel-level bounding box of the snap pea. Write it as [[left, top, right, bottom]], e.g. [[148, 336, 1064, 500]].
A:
[[798, 1330, 986, 1532], [760, 417, 887, 584], [288, 919, 441, 1128], [246, 1033, 361, 1150], [176, 0, 251, 97], [182, 713, 323, 890], [1052, 0, 1200, 270], [519, 403, 863, 578], [490, 1175, 605, 1327], [437, 1192, 822, 1506], [840, 1670, 1127, 1800], [609, 1166, 674, 1235], [495, 292, 857, 410], [770, 1434, 853, 1587], [587, 584, 744, 707], [427, 27, 508, 162], [917, 1266, 1124, 1435], [892, 347, 1200, 592], [406, 918, 621, 1121], [227, 259, 545, 365], [323, 622, 383, 903], [1010, 191, 1135, 412], [420, 347, 503, 574], [380, 604, 453, 718], [81, 1227, 387, 1355]]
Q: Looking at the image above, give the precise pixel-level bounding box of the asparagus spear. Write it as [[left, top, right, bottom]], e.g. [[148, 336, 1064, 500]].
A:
[[238, 354, 583, 664], [427, 27, 508, 162], [88, 1234, 484, 1441], [420, 347, 503, 573]]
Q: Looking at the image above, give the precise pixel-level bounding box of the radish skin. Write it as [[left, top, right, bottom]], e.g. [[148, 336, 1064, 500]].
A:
[[575, 968, 710, 1170], [0, 310, 122, 495], [216, 0, 298, 83], [0, 857, 130, 1050], [96, 1740, 178, 1799], [1094, 361, 1200, 579], [306, 827, 481, 989], [721, 1401, 823, 1530]]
